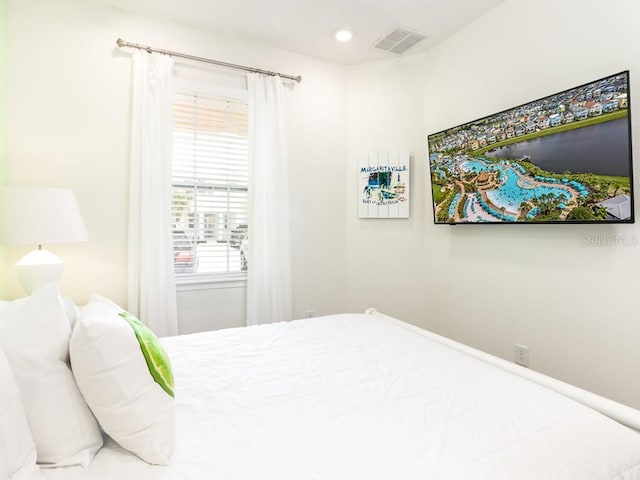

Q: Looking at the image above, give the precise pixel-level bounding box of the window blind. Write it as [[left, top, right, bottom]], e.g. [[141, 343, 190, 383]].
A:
[[172, 91, 249, 278]]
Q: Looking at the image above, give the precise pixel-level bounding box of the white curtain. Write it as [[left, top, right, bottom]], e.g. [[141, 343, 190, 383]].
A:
[[127, 51, 178, 337], [246, 74, 293, 325]]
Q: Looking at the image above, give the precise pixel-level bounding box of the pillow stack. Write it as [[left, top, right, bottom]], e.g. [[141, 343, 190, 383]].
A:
[[0, 284, 175, 473], [70, 295, 175, 465], [0, 346, 43, 480], [0, 284, 103, 470]]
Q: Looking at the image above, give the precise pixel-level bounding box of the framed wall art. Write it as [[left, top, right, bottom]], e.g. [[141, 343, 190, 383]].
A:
[[358, 150, 410, 218]]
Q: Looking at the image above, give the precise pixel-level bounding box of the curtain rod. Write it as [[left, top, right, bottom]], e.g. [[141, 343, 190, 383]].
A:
[[116, 38, 302, 83]]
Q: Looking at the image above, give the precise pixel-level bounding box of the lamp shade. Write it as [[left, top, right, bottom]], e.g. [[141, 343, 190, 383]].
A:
[[0, 187, 88, 246]]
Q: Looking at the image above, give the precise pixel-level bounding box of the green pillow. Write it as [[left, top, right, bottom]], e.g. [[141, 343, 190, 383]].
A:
[[118, 312, 174, 398]]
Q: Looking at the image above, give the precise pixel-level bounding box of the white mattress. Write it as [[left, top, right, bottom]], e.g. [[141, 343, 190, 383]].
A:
[[43, 313, 640, 479]]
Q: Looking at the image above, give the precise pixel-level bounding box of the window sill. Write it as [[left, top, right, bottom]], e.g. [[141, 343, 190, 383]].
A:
[[176, 272, 247, 292]]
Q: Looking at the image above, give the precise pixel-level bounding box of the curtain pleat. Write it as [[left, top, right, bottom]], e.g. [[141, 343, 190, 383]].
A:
[[246, 74, 293, 325], [128, 51, 179, 337]]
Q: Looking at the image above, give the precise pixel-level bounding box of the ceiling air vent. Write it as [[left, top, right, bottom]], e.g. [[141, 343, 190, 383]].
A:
[[373, 27, 426, 55]]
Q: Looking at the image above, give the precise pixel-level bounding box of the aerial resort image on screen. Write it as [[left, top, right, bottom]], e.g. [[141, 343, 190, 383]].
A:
[[428, 71, 633, 224]]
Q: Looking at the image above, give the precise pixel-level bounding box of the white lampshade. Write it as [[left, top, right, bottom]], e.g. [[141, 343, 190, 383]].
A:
[[0, 187, 88, 293], [0, 187, 88, 245]]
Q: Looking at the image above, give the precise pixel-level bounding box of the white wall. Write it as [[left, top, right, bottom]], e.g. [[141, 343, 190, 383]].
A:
[[346, 0, 640, 408], [0, 0, 7, 298], [5, 0, 347, 331], [345, 53, 429, 321]]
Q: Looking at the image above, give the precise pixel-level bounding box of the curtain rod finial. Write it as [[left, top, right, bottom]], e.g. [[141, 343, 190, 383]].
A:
[[116, 38, 125, 48]]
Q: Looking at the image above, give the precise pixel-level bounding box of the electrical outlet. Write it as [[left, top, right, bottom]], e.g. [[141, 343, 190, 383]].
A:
[[515, 344, 529, 367], [304, 309, 315, 318]]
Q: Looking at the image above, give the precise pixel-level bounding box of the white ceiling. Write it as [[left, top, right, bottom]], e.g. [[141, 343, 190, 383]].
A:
[[98, 0, 505, 65]]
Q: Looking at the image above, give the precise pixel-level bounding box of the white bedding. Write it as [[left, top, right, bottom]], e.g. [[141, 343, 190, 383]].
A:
[[44, 313, 640, 479]]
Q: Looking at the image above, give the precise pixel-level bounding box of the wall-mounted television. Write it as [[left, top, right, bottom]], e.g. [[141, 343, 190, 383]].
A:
[[427, 71, 633, 224]]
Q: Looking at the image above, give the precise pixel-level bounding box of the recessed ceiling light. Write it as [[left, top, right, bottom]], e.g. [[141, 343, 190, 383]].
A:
[[335, 29, 353, 42]]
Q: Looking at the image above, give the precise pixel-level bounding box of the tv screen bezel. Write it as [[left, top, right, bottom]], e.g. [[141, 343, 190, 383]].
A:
[[427, 70, 634, 225]]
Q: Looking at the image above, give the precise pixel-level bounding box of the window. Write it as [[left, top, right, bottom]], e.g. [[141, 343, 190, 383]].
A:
[[172, 89, 249, 281]]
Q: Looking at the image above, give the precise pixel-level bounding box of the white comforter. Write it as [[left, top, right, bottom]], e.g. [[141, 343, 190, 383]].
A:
[[44, 313, 640, 479]]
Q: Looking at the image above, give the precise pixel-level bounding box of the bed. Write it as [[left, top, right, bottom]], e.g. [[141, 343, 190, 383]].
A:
[[35, 307, 640, 480]]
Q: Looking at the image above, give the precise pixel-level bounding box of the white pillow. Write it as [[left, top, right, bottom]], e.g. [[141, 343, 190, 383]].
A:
[[70, 295, 175, 465], [62, 296, 80, 329], [0, 284, 103, 467], [0, 346, 43, 480]]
